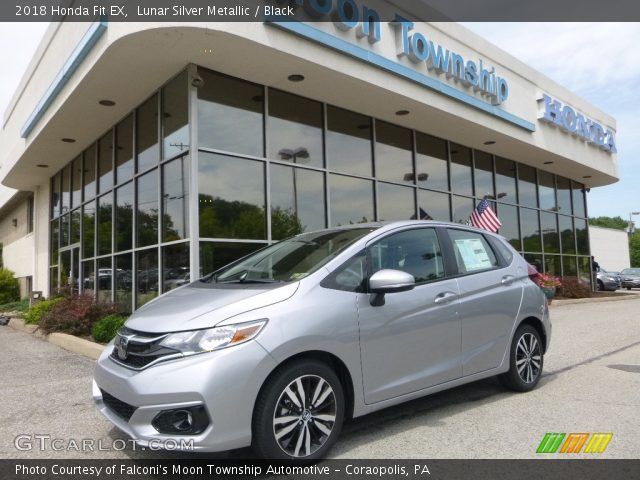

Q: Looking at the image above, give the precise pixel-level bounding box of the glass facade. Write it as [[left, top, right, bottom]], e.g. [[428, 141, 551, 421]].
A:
[[48, 66, 592, 312]]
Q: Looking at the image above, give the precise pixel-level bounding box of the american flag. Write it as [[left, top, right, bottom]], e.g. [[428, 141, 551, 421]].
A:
[[469, 198, 502, 232]]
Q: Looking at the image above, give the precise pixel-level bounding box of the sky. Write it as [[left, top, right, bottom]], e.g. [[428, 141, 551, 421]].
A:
[[1, 22, 637, 220]]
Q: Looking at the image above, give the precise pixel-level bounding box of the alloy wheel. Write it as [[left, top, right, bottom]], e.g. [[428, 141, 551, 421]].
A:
[[515, 332, 542, 383], [272, 374, 337, 457]]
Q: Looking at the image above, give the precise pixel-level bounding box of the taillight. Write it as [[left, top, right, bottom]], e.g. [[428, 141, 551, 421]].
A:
[[527, 263, 540, 282]]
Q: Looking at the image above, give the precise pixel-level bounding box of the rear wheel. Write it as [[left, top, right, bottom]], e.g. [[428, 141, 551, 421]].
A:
[[252, 360, 344, 460], [499, 324, 543, 392], [597, 280, 604, 291]]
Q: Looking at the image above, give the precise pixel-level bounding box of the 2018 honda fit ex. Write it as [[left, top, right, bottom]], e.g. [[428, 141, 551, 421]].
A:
[[93, 221, 551, 459]]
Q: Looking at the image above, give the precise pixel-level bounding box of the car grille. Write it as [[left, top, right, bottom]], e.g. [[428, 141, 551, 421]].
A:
[[109, 327, 181, 370], [101, 389, 137, 421]]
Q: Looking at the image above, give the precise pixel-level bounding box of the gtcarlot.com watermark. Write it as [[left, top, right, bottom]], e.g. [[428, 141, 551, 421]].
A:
[[14, 434, 194, 452]]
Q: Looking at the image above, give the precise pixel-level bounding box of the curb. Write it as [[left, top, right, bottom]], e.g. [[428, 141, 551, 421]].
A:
[[6, 317, 105, 360], [551, 294, 640, 306]]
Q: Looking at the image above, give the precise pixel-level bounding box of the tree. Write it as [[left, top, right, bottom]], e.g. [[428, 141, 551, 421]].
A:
[[630, 232, 640, 268], [589, 216, 628, 230]]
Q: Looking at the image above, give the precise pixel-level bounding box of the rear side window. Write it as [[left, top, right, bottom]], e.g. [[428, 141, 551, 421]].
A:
[[369, 228, 445, 284], [447, 229, 499, 274]]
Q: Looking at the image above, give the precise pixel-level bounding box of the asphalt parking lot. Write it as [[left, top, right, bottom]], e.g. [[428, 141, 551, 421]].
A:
[[0, 296, 638, 460]]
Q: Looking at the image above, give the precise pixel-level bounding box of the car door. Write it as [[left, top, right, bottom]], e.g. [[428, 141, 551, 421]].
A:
[[357, 227, 462, 404], [445, 228, 524, 377]]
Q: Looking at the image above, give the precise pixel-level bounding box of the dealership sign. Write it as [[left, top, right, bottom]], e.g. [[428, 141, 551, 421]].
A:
[[285, 0, 510, 106], [539, 94, 617, 153]]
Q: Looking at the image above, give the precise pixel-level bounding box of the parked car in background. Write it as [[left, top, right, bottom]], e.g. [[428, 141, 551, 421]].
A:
[[93, 221, 551, 460], [620, 268, 640, 290], [596, 269, 621, 291]]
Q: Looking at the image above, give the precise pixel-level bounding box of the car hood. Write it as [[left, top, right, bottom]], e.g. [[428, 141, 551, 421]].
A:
[[124, 281, 299, 333]]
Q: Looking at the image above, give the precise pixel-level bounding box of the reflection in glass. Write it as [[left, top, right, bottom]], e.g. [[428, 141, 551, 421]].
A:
[[71, 156, 82, 208], [541, 211, 559, 253], [326, 106, 372, 176], [83, 144, 96, 201], [115, 254, 133, 314], [163, 71, 189, 160], [70, 209, 80, 245], [162, 156, 190, 242], [578, 256, 590, 285], [575, 218, 588, 254], [497, 204, 520, 250], [524, 254, 543, 273], [137, 170, 159, 247], [199, 242, 264, 277], [51, 173, 61, 218], [50, 267, 59, 293], [329, 174, 374, 227], [51, 219, 59, 264], [137, 94, 159, 172], [198, 69, 263, 157], [198, 153, 266, 239], [520, 208, 541, 252], [563, 256, 577, 276], [418, 189, 450, 221], [270, 164, 324, 239], [474, 151, 494, 198], [572, 182, 586, 218], [115, 182, 134, 251], [163, 243, 190, 292], [268, 89, 323, 168], [116, 114, 134, 184], [375, 121, 413, 184], [544, 255, 561, 276], [61, 166, 70, 214], [538, 171, 556, 211], [97, 193, 113, 256], [60, 214, 70, 248], [98, 131, 113, 193], [82, 201, 95, 259], [556, 176, 572, 215], [97, 257, 112, 304], [559, 215, 575, 254], [450, 144, 473, 195], [82, 260, 95, 296], [495, 157, 517, 204], [518, 165, 537, 208], [137, 249, 158, 308], [416, 133, 448, 191], [378, 183, 415, 221], [452, 195, 473, 224], [60, 250, 70, 288]]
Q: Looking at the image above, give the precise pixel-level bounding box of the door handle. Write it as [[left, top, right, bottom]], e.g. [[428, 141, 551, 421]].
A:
[[434, 291, 457, 304], [501, 275, 515, 285]]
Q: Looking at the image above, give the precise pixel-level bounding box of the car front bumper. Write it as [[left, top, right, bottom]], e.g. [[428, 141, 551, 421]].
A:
[[93, 340, 277, 452]]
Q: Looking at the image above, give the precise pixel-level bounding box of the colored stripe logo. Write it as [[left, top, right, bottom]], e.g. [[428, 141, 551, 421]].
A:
[[537, 433, 613, 454]]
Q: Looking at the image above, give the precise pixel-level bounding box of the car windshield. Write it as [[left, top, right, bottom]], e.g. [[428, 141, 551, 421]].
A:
[[202, 227, 377, 284], [622, 268, 640, 276]]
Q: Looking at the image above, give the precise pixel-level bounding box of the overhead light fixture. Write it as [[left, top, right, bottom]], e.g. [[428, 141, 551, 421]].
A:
[[544, 161, 553, 165], [483, 141, 496, 145], [583, 175, 592, 179], [36, 164, 49, 168], [61, 138, 76, 143], [287, 74, 305, 82], [395, 110, 410, 116], [12, 218, 18, 227], [99, 99, 116, 106]]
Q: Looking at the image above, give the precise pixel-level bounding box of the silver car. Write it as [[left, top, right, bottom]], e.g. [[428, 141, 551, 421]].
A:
[[93, 221, 551, 459]]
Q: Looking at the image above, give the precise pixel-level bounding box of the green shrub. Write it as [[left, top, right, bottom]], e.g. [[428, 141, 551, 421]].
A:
[[0, 268, 20, 304], [38, 293, 115, 336], [23, 297, 63, 325], [92, 314, 127, 343], [0, 298, 29, 313]]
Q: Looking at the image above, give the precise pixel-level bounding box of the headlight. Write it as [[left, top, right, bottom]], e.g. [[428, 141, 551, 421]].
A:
[[159, 319, 267, 356], [605, 276, 615, 281]]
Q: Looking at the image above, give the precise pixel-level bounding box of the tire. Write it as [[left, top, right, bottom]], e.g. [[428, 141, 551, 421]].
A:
[[627, 287, 632, 290], [499, 324, 544, 392], [597, 280, 604, 291], [252, 360, 345, 460]]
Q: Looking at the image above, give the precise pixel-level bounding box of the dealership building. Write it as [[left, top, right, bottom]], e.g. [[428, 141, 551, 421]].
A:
[[0, 8, 619, 311]]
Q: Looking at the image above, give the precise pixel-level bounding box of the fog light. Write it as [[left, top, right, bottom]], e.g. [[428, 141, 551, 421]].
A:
[[152, 406, 209, 435]]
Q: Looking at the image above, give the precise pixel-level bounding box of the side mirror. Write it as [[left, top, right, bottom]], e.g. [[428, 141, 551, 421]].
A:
[[369, 269, 415, 294]]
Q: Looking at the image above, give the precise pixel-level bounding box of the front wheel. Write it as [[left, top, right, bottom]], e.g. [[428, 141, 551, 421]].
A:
[[499, 324, 544, 392], [252, 360, 345, 460]]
